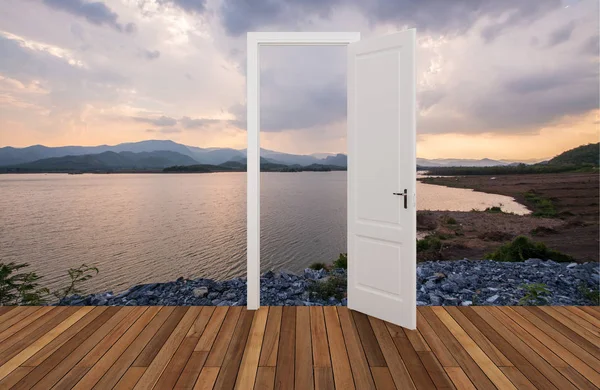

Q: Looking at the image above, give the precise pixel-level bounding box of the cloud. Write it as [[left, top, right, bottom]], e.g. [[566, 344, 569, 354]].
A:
[[142, 49, 160, 60], [41, 0, 135, 33], [180, 116, 243, 130], [160, 0, 207, 14], [146, 127, 182, 134], [134, 115, 177, 126], [581, 35, 599, 55], [546, 20, 576, 47]]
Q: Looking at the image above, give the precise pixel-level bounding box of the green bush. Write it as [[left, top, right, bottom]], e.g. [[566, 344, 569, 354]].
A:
[[524, 190, 558, 218], [0, 262, 98, 305], [308, 275, 346, 300], [578, 283, 600, 305], [333, 253, 347, 269], [417, 236, 442, 253], [484, 206, 503, 213], [444, 216, 457, 225], [308, 262, 328, 271], [485, 236, 573, 262], [519, 283, 550, 305]]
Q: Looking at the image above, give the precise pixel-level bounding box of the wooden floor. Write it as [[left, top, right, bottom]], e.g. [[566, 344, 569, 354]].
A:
[[0, 306, 598, 389]]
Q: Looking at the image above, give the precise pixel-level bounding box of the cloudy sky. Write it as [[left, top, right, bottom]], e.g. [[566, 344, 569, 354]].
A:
[[0, 0, 598, 159]]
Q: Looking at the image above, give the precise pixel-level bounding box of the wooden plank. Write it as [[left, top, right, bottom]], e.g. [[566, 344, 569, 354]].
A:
[[133, 307, 202, 390], [0, 306, 92, 381], [471, 306, 577, 390], [501, 307, 600, 388], [444, 306, 512, 367], [9, 307, 118, 390], [416, 310, 458, 367], [444, 367, 476, 390], [195, 307, 228, 352], [274, 306, 295, 390], [0, 307, 72, 364], [114, 367, 145, 390], [323, 307, 355, 390], [259, 306, 282, 367], [310, 307, 330, 368], [370, 367, 396, 390], [386, 321, 435, 390], [193, 367, 220, 390], [368, 316, 415, 389], [337, 307, 375, 390], [419, 307, 494, 390], [404, 328, 430, 352], [512, 306, 600, 374], [295, 306, 314, 390], [0, 307, 39, 334], [0, 307, 54, 345], [0, 366, 33, 389], [21, 306, 108, 367], [417, 351, 455, 390], [580, 306, 600, 321], [351, 310, 386, 367], [547, 306, 600, 340], [204, 306, 242, 366], [212, 309, 255, 390], [459, 306, 559, 390], [489, 306, 597, 390], [565, 307, 600, 329], [175, 351, 208, 390], [499, 367, 536, 390], [133, 306, 188, 367], [36, 307, 143, 390], [155, 307, 216, 390], [527, 307, 600, 360], [432, 307, 516, 389], [0, 307, 17, 322], [235, 306, 268, 390], [72, 307, 161, 390], [314, 366, 335, 390], [91, 306, 176, 389], [255, 366, 275, 390]]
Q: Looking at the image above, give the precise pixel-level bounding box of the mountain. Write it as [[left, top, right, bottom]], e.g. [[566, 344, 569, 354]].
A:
[[548, 143, 599, 166], [322, 154, 347, 166], [417, 158, 511, 167], [1, 150, 198, 172]]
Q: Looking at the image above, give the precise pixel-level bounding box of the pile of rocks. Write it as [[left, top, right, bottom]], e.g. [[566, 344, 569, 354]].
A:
[[59, 259, 598, 307]]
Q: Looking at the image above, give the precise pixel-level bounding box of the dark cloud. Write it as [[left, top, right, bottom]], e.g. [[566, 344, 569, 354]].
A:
[[546, 20, 576, 47], [418, 90, 445, 111], [143, 49, 160, 60], [146, 128, 182, 134], [160, 0, 207, 14], [218, 0, 560, 37], [581, 35, 599, 55], [504, 67, 595, 95], [180, 116, 244, 129], [42, 0, 135, 33], [134, 115, 177, 126]]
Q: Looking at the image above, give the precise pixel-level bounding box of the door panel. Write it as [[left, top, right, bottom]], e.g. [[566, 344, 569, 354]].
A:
[[347, 30, 416, 329]]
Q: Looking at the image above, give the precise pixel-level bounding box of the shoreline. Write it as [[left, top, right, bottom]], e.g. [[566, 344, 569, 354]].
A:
[[55, 259, 599, 307]]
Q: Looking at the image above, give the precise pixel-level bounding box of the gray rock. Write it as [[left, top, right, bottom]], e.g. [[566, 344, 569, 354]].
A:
[[486, 294, 500, 303], [193, 287, 208, 298]]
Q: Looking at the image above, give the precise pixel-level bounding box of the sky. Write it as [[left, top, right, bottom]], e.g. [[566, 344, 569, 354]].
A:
[[0, 0, 598, 159]]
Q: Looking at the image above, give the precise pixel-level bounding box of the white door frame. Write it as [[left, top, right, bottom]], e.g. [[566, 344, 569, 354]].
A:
[[247, 32, 361, 309]]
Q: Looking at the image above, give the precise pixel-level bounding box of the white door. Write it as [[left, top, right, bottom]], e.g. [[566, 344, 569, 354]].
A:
[[347, 30, 416, 329]]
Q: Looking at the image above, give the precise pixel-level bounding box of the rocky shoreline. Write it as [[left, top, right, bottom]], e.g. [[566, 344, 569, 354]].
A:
[[59, 259, 599, 307]]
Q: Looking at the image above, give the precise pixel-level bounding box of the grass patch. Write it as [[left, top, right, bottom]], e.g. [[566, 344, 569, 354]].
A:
[[484, 206, 504, 213], [417, 236, 442, 253], [519, 283, 550, 305], [578, 283, 600, 305], [485, 235, 573, 262], [332, 253, 347, 270], [524, 190, 558, 218], [307, 275, 346, 300], [308, 262, 328, 271], [444, 216, 457, 225]]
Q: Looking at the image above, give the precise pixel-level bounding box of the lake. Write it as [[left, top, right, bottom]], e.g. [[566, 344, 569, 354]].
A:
[[0, 172, 529, 293]]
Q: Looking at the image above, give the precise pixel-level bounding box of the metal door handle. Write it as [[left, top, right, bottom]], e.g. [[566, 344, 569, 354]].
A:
[[393, 189, 408, 209]]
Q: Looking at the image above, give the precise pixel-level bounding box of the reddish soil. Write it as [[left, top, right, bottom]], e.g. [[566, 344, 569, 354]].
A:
[[417, 173, 599, 262]]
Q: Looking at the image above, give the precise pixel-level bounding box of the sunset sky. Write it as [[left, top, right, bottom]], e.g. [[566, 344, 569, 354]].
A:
[[0, 0, 598, 159]]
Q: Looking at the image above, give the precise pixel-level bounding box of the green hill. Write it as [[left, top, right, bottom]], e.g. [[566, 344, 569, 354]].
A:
[[548, 143, 599, 166]]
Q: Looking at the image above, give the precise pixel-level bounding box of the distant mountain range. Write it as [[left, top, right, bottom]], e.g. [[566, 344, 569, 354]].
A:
[[0, 139, 527, 171]]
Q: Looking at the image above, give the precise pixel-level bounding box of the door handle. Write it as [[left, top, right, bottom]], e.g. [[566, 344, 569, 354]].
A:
[[393, 189, 408, 209]]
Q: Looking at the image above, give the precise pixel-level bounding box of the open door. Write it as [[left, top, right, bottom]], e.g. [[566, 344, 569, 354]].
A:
[[347, 30, 416, 329]]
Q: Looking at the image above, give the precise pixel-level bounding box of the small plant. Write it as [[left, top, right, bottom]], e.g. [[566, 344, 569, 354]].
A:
[[332, 253, 347, 270], [484, 206, 503, 213], [54, 264, 99, 303], [444, 216, 457, 225], [485, 236, 573, 262], [308, 262, 328, 271], [308, 275, 346, 300], [524, 190, 558, 218], [519, 283, 550, 305], [0, 262, 49, 305], [578, 283, 600, 305], [416, 236, 442, 253]]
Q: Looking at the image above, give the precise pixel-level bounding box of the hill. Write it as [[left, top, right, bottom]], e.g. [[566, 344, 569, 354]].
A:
[[548, 143, 599, 166]]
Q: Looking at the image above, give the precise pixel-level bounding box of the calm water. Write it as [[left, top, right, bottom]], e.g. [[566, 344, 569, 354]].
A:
[[0, 172, 528, 293]]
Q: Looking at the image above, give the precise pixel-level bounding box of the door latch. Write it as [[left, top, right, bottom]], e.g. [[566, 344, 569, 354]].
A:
[[393, 189, 408, 209]]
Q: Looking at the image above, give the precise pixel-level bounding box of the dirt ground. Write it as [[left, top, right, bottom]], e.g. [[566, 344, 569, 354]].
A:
[[417, 173, 599, 262]]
